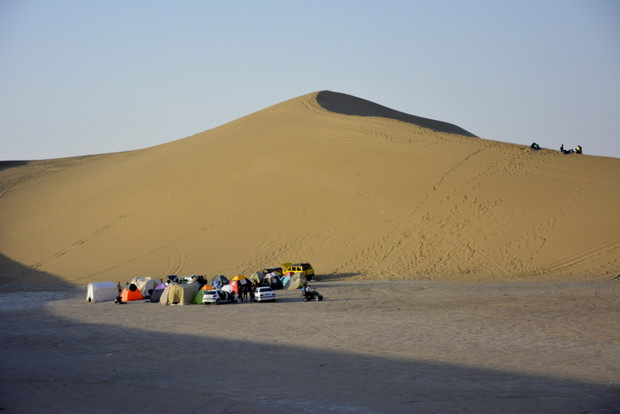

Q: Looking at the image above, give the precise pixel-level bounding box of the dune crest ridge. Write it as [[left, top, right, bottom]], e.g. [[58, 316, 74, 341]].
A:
[[316, 90, 478, 137], [0, 91, 618, 284]]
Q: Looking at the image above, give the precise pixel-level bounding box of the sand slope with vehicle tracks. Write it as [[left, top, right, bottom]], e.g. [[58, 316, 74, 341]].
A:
[[0, 91, 619, 284]]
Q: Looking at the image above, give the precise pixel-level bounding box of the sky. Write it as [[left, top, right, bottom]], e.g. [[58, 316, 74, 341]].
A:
[[1, 0, 619, 160]]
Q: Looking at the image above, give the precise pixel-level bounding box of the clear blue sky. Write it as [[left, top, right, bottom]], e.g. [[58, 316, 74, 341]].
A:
[[1, 0, 619, 160]]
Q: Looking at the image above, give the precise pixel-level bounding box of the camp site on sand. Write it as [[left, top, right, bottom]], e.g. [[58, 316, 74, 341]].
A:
[[84, 264, 315, 306]]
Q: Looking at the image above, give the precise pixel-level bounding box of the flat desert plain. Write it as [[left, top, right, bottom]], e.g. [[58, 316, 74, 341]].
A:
[[1, 91, 619, 412], [1, 279, 618, 413]]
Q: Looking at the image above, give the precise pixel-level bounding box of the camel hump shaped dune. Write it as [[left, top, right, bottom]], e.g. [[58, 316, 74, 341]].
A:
[[0, 91, 618, 284]]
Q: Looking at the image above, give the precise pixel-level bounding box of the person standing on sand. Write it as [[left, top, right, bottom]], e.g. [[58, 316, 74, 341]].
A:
[[238, 286, 244, 303], [250, 285, 255, 303]]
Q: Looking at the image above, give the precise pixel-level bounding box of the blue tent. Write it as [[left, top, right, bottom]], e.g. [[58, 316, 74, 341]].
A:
[[210, 275, 230, 288], [280, 275, 291, 288]]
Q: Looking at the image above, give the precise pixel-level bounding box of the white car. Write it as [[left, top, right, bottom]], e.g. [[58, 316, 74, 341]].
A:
[[203, 289, 236, 305], [254, 286, 276, 302]]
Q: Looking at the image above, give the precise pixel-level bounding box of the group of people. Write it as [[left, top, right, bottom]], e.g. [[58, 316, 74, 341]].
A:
[[237, 284, 256, 303], [531, 142, 583, 154], [560, 144, 582, 154]]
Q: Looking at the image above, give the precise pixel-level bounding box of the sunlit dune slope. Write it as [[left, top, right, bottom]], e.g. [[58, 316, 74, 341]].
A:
[[1, 91, 618, 284]]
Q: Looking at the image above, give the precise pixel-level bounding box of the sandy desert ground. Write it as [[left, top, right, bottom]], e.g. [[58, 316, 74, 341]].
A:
[[1, 91, 619, 412], [1, 279, 618, 413]]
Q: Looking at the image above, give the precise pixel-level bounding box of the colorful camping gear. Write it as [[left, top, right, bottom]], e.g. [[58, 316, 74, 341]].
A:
[[130, 277, 163, 297], [149, 283, 166, 303], [280, 274, 291, 288], [249, 271, 264, 286], [211, 275, 229, 288], [192, 285, 212, 304], [160, 282, 200, 305], [193, 286, 212, 304], [86, 282, 117, 302], [230, 275, 250, 294], [263, 272, 283, 290], [287, 272, 307, 289], [121, 284, 145, 301]]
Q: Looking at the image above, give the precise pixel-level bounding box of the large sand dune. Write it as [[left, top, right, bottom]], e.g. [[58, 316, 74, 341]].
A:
[[1, 91, 619, 284]]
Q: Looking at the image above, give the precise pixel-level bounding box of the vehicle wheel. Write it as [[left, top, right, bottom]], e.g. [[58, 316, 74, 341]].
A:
[[215, 298, 221, 305], [318, 295, 323, 301], [303, 297, 308, 302]]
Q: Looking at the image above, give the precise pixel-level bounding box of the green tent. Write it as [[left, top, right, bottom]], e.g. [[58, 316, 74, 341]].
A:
[[249, 271, 264, 286], [162, 282, 200, 305], [287, 272, 307, 289], [193, 286, 214, 304]]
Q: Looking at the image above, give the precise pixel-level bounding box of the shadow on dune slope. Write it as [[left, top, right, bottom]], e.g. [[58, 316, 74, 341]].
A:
[[316, 90, 478, 137], [0, 253, 66, 285], [0, 161, 29, 171]]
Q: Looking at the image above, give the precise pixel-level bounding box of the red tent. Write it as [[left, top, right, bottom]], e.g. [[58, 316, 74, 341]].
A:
[[121, 284, 144, 301], [230, 275, 250, 293]]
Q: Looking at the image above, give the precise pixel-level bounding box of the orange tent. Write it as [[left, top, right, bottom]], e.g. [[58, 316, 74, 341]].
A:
[[121, 284, 144, 302]]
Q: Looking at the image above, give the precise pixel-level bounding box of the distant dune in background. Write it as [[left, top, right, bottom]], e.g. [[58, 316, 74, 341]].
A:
[[1, 91, 618, 285]]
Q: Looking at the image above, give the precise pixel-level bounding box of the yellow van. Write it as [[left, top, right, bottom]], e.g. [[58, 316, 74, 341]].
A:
[[282, 262, 315, 281]]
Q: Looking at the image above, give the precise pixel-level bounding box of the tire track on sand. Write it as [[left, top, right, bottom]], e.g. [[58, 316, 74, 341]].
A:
[[74, 232, 194, 282], [401, 147, 511, 277], [302, 148, 510, 277], [32, 213, 131, 271], [161, 247, 185, 278], [543, 238, 620, 274]]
